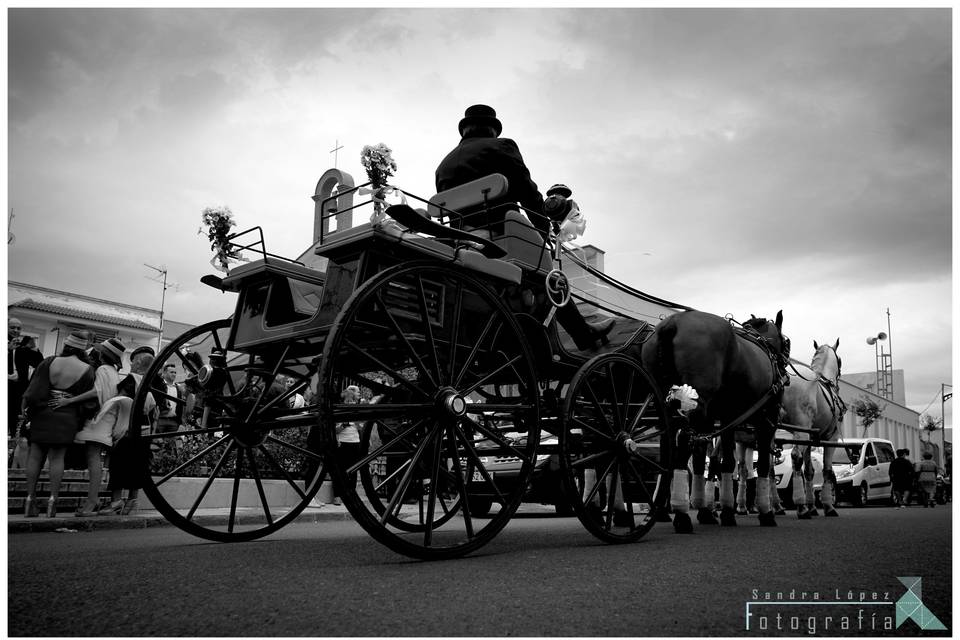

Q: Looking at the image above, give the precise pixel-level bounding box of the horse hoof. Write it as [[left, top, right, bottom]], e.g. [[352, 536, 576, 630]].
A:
[[824, 507, 840, 517], [758, 511, 777, 527], [735, 506, 748, 516], [808, 508, 820, 517], [697, 508, 718, 525], [673, 512, 693, 534], [797, 508, 812, 520], [774, 507, 787, 516], [720, 507, 737, 527]]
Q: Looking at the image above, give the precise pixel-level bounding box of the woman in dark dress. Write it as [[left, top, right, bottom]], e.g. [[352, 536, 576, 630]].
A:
[[21, 331, 95, 517]]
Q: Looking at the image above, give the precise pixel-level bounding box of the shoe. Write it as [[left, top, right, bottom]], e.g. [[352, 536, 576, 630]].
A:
[[585, 318, 616, 347], [120, 499, 139, 515], [99, 500, 125, 516], [75, 506, 99, 517], [24, 497, 39, 518], [46, 499, 57, 518], [332, 498, 341, 506]]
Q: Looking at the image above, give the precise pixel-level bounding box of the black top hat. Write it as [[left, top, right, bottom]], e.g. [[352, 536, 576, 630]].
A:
[[546, 184, 572, 198], [458, 104, 503, 137], [130, 345, 156, 360]]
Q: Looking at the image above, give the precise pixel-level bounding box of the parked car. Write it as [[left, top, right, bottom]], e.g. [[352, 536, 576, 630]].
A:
[[464, 432, 574, 516], [830, 437, 896, 506]]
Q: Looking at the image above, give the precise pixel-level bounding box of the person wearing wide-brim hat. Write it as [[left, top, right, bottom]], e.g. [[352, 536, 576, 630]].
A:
[[434, 104, 616, 351]]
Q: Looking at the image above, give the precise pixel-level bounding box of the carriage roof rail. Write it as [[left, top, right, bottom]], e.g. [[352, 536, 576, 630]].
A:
[[226, 225, 304, 266]]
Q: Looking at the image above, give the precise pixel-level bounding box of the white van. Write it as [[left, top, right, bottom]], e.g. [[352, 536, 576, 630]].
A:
[[830, 437, 896, 506]]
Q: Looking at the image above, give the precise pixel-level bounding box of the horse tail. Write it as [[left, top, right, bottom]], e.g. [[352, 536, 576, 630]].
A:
[[655, 317, 680, 387]]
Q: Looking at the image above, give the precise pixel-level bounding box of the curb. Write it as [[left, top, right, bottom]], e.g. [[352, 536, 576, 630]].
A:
[[8, 507, 354, 534]]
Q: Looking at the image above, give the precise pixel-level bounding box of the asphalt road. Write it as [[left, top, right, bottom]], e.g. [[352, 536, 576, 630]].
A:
[[7, 504, 952, 637]]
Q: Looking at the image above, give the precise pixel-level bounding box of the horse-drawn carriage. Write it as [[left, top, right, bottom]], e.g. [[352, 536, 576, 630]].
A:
[[130, 172, 805, 559]]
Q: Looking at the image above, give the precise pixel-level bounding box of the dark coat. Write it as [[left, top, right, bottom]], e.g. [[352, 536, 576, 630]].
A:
[[435, 135, 546, 234], [889, 456, 915, 491]]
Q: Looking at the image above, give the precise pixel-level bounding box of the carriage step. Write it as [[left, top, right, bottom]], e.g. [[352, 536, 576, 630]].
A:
[[775, 438, 847, 447]]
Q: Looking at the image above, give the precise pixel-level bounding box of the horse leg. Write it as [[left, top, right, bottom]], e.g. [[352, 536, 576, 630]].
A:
[[821, 446, 839, 517], [718, 431, 737, 526], [755, 427, 776, 526], [734, 442, 748, 515], [771, 455, 786, 515], [803, 447, 818, 516], [792, 446, 811, 519], [671, 430, 694, 534], [692, 440, 717, 525]]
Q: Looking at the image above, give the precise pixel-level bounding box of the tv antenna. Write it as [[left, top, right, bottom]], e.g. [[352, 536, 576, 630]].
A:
[[144, 264, 180, 351]]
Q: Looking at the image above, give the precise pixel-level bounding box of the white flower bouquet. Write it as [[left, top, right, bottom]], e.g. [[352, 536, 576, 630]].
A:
[[360, 143, 399, 223], [199, 205, 241, 272]]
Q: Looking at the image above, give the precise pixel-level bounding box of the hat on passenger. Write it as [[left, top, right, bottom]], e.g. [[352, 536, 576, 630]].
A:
[[63, 330, 92, 350], [130, 345, 155, 360], [95, 337, 126, 367], [458, 104, 503, 137]]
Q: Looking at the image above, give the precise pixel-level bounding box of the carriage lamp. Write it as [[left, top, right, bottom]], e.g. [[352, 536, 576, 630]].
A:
[[196, 349, 228, 390]]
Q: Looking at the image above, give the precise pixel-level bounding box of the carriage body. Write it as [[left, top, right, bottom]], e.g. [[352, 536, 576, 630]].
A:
[[131, 173, 680, 556]]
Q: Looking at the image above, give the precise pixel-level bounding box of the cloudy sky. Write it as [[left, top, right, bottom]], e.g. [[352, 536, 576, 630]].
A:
[[5, 8, 953, 421]]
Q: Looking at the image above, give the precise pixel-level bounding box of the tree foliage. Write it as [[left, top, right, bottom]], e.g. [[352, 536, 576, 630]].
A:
[[851, 397, 886, 437]]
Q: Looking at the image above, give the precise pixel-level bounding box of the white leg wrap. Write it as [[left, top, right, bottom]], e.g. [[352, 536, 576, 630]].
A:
[[671, 470, 690, 513], [691, 476, 706, 509], [736, 468, 747, 508], [756, 477, 772, 513], [770, 473, 782, 509], [792, 472, 805, 505], [821, 476, 834, 508], [804, 479, 815, 506], [720, 472, 735, 508], [704, 480, 716, 509], [584, 469, 599, 505]]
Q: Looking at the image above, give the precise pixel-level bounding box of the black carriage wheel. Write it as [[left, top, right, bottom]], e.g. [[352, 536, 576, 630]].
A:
[[559, 352, 670, 543], [130, 319, 326, 542], [318, 262, 540, 560]]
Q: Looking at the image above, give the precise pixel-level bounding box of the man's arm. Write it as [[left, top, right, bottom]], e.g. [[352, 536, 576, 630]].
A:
[[499, 138, 546, 230]]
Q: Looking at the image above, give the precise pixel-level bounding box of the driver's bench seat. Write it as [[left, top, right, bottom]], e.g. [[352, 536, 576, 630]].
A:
[[427, 174, 551, 273]]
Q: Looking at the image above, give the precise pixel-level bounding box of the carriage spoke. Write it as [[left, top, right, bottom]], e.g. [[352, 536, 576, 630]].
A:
[[621, 367, 635, 430], [461, 355, 524, 398], [228, 447, 244, 533], [154, 434, 232, 487], [185, 440, 236, 520], [626, 393, 654, 433], [580, 455, 616, 507], [625, 457, 657, 505], [444, 423, 475, 539], [571, 416, 617, 443], [447, 281, 464, 385], [379, 421, 442, 527], [263, 433, 324, 462], [422, 420, 446, 547], [256, 444, 310, 500], [344, 337, 431, 399], [246, 448, 274, 525], [583, 379, 615, 435], [607, 362, 623, 429], [416, 276, 444, 387], [373, 292, 438, 389], [462, 414, 531, 463], [347, 418, 430, 475], [569, 449, 612, 470], [453, 315, 501, 388], [454, 427, 507, 506], [605, 464, 622, 529]]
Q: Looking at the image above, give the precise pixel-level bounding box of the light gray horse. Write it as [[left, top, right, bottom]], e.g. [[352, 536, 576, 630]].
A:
[[781, 340, 845, 517]]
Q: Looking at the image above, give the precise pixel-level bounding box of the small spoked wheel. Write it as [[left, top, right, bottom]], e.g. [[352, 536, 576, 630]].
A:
[[318, 263, 540, 560], [559, 352, 669, 543], [130, 319, 326, 542]]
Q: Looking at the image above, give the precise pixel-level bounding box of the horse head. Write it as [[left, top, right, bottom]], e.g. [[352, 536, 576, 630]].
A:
[[743, 310, 789, 362], [811, 338, 841, 383]]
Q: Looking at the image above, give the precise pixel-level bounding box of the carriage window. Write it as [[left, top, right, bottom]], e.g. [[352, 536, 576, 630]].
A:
[[265, 277, 324, 327]]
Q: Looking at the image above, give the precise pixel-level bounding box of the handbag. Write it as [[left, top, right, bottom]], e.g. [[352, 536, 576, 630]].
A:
[[9, 415, 30, 469]]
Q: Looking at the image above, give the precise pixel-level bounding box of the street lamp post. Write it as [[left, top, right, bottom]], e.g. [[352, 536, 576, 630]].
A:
[[866, 332, 889, 398]]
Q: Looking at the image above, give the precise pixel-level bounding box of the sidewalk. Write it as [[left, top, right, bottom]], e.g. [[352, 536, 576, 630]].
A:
[[7, 501, 354, 534]]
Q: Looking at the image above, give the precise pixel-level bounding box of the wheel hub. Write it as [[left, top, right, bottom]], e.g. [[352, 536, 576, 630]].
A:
[[437, 388, 468, 419]]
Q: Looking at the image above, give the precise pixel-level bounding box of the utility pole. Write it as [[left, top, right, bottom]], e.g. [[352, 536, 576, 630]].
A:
[[943, 383, 953, 473], [144, 264, 177, 352], [886, 307, 894, 401]]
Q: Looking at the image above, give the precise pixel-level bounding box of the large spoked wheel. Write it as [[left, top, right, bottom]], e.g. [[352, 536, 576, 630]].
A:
[[318, 263, 540, 560], [130, 319, 326, 542], [559, 352, 670, 543]]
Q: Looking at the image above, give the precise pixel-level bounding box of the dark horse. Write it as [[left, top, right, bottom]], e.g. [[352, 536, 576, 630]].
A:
[[638, 309, 789, 532]]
